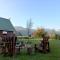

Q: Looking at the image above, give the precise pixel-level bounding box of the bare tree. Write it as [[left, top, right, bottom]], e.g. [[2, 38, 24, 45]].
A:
[[27, 18, 33, 37]]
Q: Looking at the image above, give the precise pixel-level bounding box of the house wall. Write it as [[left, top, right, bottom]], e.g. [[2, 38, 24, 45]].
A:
[[0, 30, 16, 55], [0, 31, 3, 53], [0, 31, 2, 37], [7, 31, 13, 37]]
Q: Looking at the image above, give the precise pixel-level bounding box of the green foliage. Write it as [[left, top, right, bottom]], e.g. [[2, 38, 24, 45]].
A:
[[49, 33, 60, 40], [17, 36, 34, 39]]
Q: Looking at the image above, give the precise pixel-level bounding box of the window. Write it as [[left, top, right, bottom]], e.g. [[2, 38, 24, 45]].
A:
[[2, 31, 7, 34]]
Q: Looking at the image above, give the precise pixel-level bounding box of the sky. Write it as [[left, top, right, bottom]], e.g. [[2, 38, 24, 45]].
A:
[[0, 0, 60, 29]]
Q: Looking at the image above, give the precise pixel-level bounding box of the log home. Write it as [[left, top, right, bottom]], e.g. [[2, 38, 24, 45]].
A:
[[0, 17, 16, 55]]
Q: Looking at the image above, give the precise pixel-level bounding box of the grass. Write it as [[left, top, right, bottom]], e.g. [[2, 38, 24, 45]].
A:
[[0, 40, 60, 60]]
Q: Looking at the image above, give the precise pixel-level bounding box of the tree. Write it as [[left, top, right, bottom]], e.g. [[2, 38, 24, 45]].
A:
[[33, 28, 45, 38], [27, 18, 33, 37], [55, 34, 60, 40]]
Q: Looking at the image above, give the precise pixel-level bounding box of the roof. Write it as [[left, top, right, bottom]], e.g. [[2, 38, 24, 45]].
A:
[[0, 17, 15, 31]]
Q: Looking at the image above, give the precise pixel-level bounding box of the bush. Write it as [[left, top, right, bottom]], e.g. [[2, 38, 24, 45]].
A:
[[17, 36, 34, 39]]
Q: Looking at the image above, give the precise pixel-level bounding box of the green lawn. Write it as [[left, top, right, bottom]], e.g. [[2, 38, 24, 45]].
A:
[[0, 40, 60, 60]]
